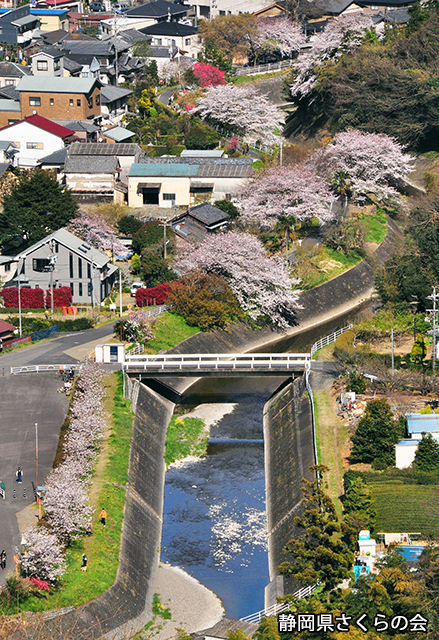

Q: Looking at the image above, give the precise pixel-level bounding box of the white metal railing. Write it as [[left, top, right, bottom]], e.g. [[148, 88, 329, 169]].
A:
[[129, 342, 145, 356], [240, 584, 319, 624], [310, 324, 353, 357], [123, 353, 311, 371], [10, 364, 82, 375], [234, 60, 292, 76], [142, 304, 168, 317]]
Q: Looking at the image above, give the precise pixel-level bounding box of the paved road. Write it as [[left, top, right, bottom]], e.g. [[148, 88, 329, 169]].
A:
[[0, 322, 117, 584]]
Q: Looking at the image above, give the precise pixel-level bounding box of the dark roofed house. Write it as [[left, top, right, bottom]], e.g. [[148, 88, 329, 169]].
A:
[[140, 21, 201, 58], [0, 61, 32, 88], [0, 319, 15, 347], [100, 85, 133, 117], [171, 202, 230, 244], [125, 0, 188, 20], [37, 145, 68, 172], [40, 28, 69, 45]]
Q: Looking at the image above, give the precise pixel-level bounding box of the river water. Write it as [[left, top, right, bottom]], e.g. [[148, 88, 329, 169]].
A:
[[160, 306, 373, 619]]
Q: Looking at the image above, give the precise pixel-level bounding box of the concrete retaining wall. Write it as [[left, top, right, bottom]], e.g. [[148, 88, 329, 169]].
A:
[[263, 377, 315, 606]]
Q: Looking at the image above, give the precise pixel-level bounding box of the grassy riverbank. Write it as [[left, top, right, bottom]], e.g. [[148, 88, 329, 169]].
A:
[[145, 313, 200, 354]]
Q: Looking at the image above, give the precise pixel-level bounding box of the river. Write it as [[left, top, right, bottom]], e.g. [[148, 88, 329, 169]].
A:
[[159, 304, 373, 620]]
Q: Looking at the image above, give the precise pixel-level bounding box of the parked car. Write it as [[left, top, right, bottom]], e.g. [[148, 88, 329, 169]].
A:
[[113, 3, 129, 11], [130, 282, 144, 297], [89, 1, 105, 11]]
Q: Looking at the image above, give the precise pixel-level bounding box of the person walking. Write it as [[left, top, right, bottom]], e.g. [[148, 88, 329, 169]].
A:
[[0, 480, 5, 500], [0, 550, 6, 569], [81, 554, 88, 571], [99, 508, 107, 526], [16, 468, 22, 484]]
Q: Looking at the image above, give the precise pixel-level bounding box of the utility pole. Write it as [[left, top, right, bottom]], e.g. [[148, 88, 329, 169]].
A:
[[427, 287, 439, 374], [391, 328, 394, 376], [163, 219, 167, 259], [119, 267, 123, 318], [17, 258, 22, 337], [35, 422, 41, 521]]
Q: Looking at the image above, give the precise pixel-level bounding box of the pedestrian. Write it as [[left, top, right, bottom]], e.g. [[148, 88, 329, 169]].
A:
[[0, 550, 6, 569], [16, 468, 22, 484], [99, 508, 107, 526], [0, 480, 5, 499], [81, 554, 88, 571]]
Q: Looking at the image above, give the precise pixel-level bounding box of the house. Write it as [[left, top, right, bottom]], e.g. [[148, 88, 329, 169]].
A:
[[128, 156, 253, 208], [31, 47, 64, 77], [0, 100, 22, 128], [0, 319, 15, 345], [395, 413, 439, 469], [2, 227, 117, 305], [30, 7, 69, 32], [139, 22, 201, 58], [16, 76, 102, 120], [99, 85, 133, 118], [100, 125, 135, 142], [171, 202, 229, 244], [101, 0, 189, 36], [188, 0, 280, 19], [0, 5, 41, 46], [0, 62, 31, 88], [0, 114, 75, 167], [37, 145, 68, 173], [0, 140, 18, 163], [57, 119, 99, 141], [253, 1, 290, 17], [60, 37, 133, 85], [36, 0, 84, 13]]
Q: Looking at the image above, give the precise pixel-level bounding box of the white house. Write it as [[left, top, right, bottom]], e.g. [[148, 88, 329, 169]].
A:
[[0, 114, 75, 167], [139, 22, 202, 59], [395, 413, 439, 469]]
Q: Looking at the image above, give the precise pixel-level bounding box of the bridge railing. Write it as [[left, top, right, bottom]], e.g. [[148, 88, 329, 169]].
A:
[[239, 583, 319, 624], [10, 364, 82, 375], [123, 353, 311, 371], [310, 324, 353, 357]]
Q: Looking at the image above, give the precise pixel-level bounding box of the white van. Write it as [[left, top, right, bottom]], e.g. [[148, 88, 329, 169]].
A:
[[130, 282, 144, 297]]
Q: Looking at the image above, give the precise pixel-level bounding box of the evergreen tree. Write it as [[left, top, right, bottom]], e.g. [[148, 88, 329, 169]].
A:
[[277, 466, 354, 597], [414, 433, 439, 471], [411, 334, 427, 364], [343, 476, 377, 524], [0, 170, 78, 250], [350, 399, 403, 466]]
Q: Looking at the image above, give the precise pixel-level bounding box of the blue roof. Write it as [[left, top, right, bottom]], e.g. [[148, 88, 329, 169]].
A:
[[129, 163, 199, 177], [396, 439, 419, 446], [30, 8, 68, 14], [407, 413, 439, 434]]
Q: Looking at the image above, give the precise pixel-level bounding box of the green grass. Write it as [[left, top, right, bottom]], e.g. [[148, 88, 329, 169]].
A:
[[164, 415, 207, 468], [295, 246, 364, 291], [145, 312, 199, 354], [5, 372, 134, 613], [359, 209, 388, 244], [370, 483, 439, 537]]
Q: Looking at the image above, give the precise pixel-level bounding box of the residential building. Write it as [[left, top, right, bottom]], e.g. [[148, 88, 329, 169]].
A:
[[60, 37, 136, 85], [0, 114, 75, 166], [0, 100, 22, 128], [101, 0, 188, 36], [395, 413, 439, 469], [37, 146, 68, 173], [0, 140, 18, 163], [127, 156, 253, 208], [0, 62, 31, 88], [31, 47, 64, 77], [100, 125, 135, 142], [30, 8, 69, 32], [2, 227, 117, 305], [0, 5, 40, 46], [139, 22, 201, 58], [36, 0, 84, 14], [188, 0, 279, 19], [99, 86, 133, 118], [16, 76, 102, 119], [171, 202, 229, 244]]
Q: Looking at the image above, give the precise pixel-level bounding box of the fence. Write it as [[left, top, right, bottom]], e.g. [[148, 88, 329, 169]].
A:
[[31, 324, 59, 343], [234, 60, 292, 76], [239, 583, 319, 624], [10, 364, 82, 375], [310, 324, 353, 357]]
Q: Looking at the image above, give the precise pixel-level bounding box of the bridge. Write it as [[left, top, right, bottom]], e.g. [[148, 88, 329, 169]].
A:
[[122, 353, 311, 377]]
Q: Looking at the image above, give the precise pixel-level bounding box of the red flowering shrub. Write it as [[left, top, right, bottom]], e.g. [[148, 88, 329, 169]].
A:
[[2, 287, 45, 308], [45, 287, 72, 308], [29, 577, 50, 592], [192, 62, 226, 87], [225, 136, 240, 153], [136, 283, 172, 307]]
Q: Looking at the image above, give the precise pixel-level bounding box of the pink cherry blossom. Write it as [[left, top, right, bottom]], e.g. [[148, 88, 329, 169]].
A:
[[21, 528, 66, 584], [254, 17, 305, 57]]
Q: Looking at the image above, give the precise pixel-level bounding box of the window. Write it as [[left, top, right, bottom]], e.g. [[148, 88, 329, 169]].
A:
[[54, 60, 60, 71], [4, 263, 10, 272], [69, 99, 74, 106], [8, 120, 19, 125], [154, 38, 162, 45], [96, 94, 100, 106], [29, 97, 41, 106], [219, 10, 225, 15], [82, 72, 89, 78], [26, 142, 43, 149], [88, 96, 93, 108], [69, 253, 74, 278], [87, 263, 91, 279], [79, 282, 83, 296], [5, 79, 14, 86], [32, 258, 50, 272], [88, 282, 92, 296], [50, 98, 54, 105], [78, 257, 82, 278], [185, 38, 191, 45], [225, 193, 232, 201], [37, 60, 48, 71], [54, 242, 59, 253], [70, 282, 74, 296], [77, 99, 81, 106], [171, 39, 176, 46], [163, 193, 176, 201]]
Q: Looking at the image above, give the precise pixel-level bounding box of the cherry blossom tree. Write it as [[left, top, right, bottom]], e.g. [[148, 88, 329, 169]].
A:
[[192, 62, 226, 87], [69, 211, 129, 258], [253, 17, 305, 58], [21, 528, 66, 584], [194, 84, 282, 143], [239, 165, 336, 229], [176, 231, 301, 329], [310, 129, 415, 199], [291, 14, 373, 100]]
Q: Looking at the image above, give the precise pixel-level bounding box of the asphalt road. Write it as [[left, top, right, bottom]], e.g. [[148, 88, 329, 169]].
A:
[[0, 322, 117, 583]]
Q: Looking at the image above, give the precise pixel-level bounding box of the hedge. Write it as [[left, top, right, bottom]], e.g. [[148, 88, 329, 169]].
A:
[[136, 283, 171, 307], [2, 287, 72, 309], [45, 287, 72, 308], [58, 317, 94, 332]]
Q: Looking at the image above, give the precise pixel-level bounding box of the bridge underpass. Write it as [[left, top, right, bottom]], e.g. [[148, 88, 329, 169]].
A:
[[122, 353, 311, 378]]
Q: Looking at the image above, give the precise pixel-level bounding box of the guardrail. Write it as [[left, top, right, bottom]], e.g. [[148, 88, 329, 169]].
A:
[[142, 304, 168, 317], [10, 364, 82, 375], [310, 324, 353, 357], [234, 60, 292, 76], [240, 583, 319, 624], [123, 353, 311, 371]]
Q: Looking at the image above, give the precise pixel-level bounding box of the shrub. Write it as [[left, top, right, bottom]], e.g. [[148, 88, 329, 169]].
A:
[[45, 287, 72, 309], [132, 221, 175, 255], [346, 371, 366, 393], [57, 317, 94, 332], [2, 287, 44, 308], [136, 283, 172, 307], [117, 215, 143, 236]]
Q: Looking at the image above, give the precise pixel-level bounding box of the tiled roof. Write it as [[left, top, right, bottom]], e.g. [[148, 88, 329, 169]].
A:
[[0, 62, 32, 78], [100, 85, 133, 104], [187, 202, 229, 226], [64, 155, 119, 173], [0, 320, 15, 334], [125, 0, 187, 19], [17, 76, 100, 95], [118, 28, 150, 43], [62, 37, 129, 55], [196, 163, 253, 178], [62, 56, 83, 73], [139, 157, 253, 166], [140, 22, 197, 37], [68, 142, 141, 156], [40, 28, 69, 44], [0, 114, 75, 138], [0, 85, 19, 101], [31, 46, 63, 58], [62, 120, 99, 133], [38, 146, 68, 166]]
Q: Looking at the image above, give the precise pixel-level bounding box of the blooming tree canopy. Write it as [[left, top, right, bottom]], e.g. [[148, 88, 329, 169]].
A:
[[192, 62, 226, 87], [310, 129, 415, 199], [69, 211, 129, 258], [176, 231, 301, 329], [194, 84, 282, 143], [291, 14, 373, 100], [21, 528, 66, 584], [239, 165, 336, 228], [254, 17, 305, 57]]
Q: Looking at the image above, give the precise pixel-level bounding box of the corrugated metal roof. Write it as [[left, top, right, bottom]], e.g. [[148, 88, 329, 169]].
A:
[[69, 142, 140, 156], [16, 76, 99, 95], [101, 127, 135, 142], [196, 163, 253, 178], [407, 414, 439, 433], [181, 149, 225, 158], [0, 99, 20, 112], [129, 163, 198, 177], [139, 156, 252, 166]]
